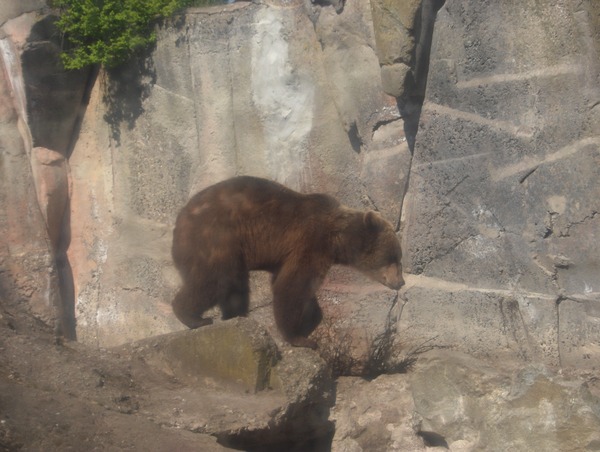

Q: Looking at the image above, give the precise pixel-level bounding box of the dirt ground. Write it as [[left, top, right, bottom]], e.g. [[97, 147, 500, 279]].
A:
[[0, 299, 234, 451]]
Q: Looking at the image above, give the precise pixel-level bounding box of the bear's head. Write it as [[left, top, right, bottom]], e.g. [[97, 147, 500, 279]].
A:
[[336, 210, 404, 290]]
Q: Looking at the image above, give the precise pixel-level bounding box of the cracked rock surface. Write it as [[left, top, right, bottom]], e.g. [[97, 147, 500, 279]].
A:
[[400, 0, 600, 369]]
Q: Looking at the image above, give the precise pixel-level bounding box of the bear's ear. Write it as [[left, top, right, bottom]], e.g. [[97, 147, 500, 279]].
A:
[[364, 211, 383, 231]]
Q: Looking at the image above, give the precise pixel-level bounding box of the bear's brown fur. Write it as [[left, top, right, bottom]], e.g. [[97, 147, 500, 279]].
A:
[[172, 176, 404, 349]]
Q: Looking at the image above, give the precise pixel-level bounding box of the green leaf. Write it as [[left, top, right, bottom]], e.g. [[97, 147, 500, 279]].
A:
[[54, 0, 214, 69]]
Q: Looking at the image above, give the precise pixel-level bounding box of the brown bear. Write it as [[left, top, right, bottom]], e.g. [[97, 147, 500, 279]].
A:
[[171, 176, 404, 349]]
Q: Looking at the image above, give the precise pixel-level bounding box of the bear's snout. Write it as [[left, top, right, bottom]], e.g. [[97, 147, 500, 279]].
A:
[[381, 264, 404, 290]]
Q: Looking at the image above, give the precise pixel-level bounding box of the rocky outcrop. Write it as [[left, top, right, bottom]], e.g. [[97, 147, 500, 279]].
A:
[[0, 312, 333, 450], [370, 0, 444, 101], [332, 350, 600, 451], [126, 317, 335, 449]]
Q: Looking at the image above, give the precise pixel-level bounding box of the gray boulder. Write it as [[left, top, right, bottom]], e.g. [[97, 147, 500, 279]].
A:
[[125, 317, 334, 449], [332, 350, 600, 451]]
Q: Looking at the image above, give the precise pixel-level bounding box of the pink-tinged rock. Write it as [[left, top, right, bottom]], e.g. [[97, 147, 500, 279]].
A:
[[0, 44, 59, 327], [30, 147, 69, 253]]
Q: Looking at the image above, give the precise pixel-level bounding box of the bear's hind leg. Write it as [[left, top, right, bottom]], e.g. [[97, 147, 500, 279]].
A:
[[219, 276, 250, 320]]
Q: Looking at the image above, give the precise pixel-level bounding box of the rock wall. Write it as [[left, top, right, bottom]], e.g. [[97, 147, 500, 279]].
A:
[[400, 0, 600, 369], [66, 0, 408, 347], [1, 0, 599, 371]]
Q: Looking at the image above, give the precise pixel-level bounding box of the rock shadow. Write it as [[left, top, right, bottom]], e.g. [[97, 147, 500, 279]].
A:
[[398, 0, 446, 152], [55, 202, 76, 340], [102, 48, 157, 145]]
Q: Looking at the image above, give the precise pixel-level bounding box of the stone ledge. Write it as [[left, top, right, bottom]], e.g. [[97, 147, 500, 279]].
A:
[[120, 317, 335, 448], [125, 318, 279, 393]]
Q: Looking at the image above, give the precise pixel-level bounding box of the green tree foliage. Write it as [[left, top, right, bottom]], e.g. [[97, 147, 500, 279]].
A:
[[53, 0, 218, 69]]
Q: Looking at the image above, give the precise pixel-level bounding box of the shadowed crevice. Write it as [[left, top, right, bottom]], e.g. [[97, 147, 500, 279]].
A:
[[398, 0, 446, 153]]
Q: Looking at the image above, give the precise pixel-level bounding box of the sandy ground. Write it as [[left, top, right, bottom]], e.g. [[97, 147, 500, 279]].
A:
[[0, 301, 234, 451]]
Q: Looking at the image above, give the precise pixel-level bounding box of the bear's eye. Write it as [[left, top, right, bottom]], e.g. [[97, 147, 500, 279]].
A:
[[386, 252, 398, 264]]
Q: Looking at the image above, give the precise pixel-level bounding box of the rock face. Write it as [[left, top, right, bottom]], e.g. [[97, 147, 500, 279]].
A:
[[1, 6, 92, 339], [0, 10, 61, 330], [370, 0, 444, 100], [66, 0, 407, 347], [30, 147, 69, 253], [1, 0, 599, 370], [370, 0, 419, 98], [400, 0, 600, 369]]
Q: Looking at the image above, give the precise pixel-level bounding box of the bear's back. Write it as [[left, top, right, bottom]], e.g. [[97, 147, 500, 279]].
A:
[[174, 176, 341, 271], [186, 176, 339, 221]]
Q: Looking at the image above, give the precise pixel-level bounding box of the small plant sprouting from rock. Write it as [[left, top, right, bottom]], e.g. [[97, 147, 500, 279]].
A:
[[312, 304, 360, 378], [362, 310, 406, 379], [313, 296, 431, 379], [362, 295, 438, 380]]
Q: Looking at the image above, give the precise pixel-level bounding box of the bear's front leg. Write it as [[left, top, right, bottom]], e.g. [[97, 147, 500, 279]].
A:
[[271, 265, 325, 349], [299, 297, 323, 338], [172, 286, 214, 329]]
